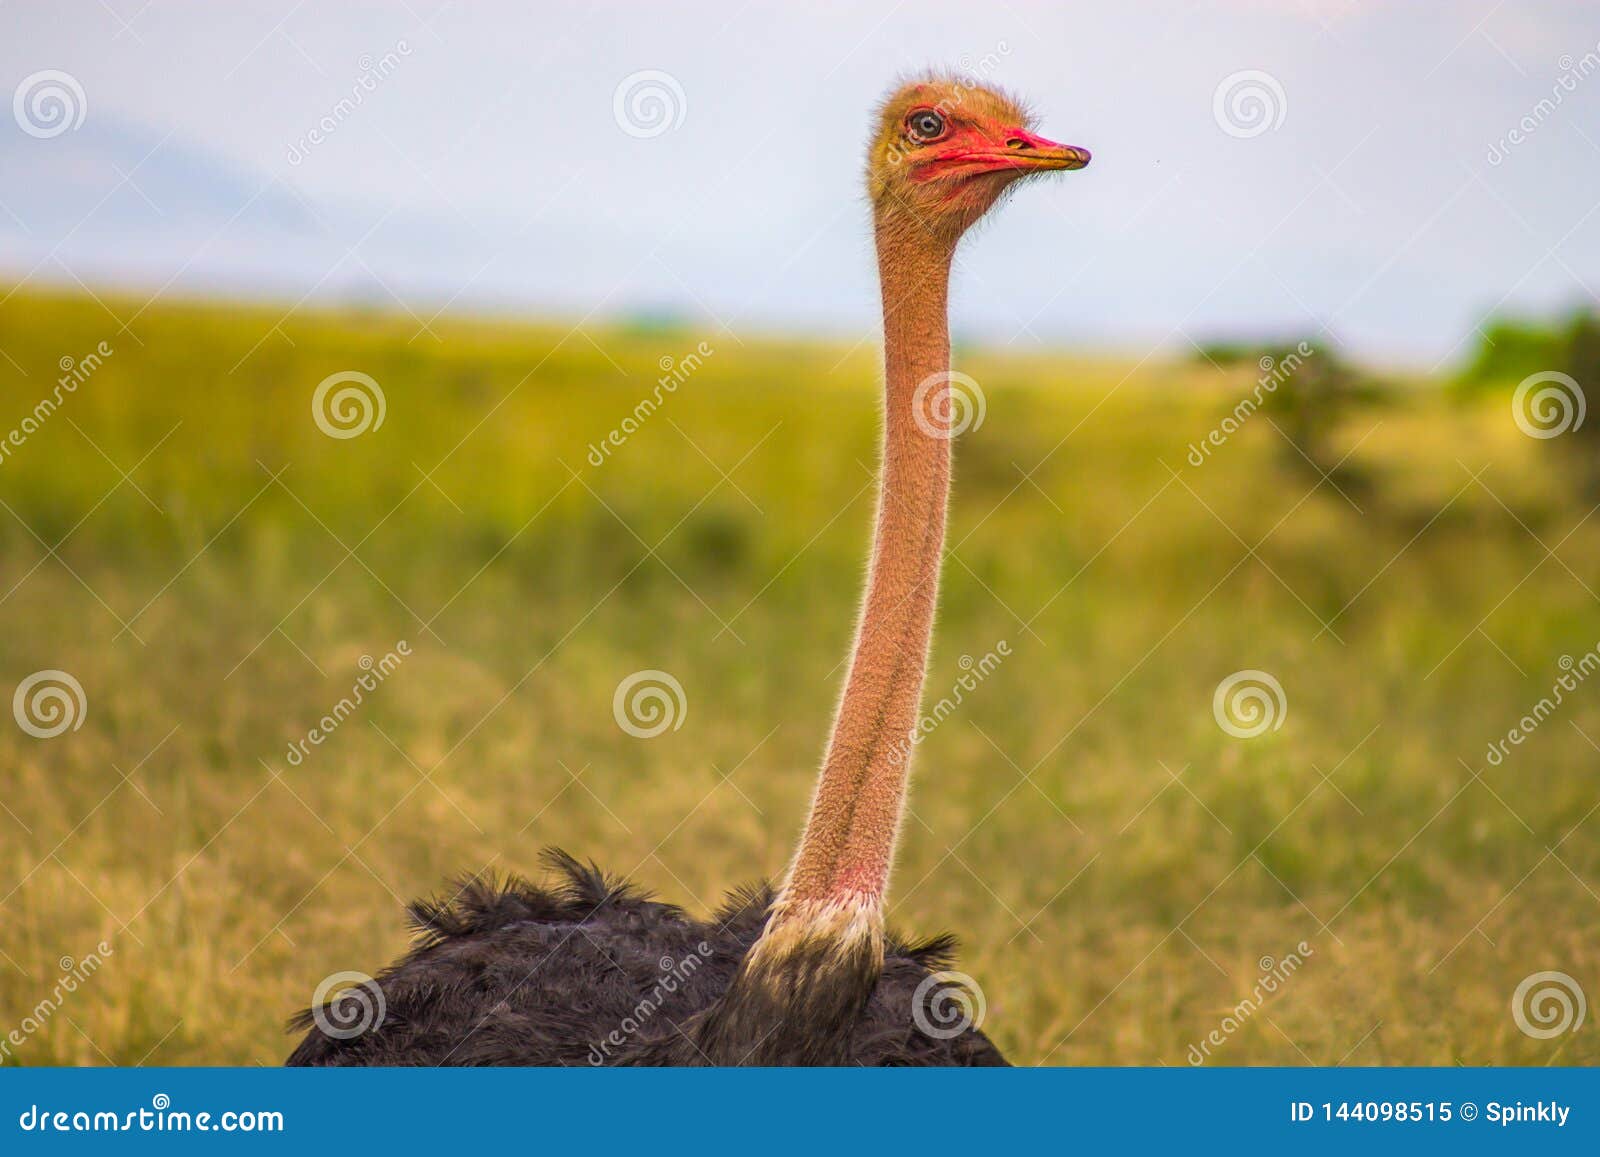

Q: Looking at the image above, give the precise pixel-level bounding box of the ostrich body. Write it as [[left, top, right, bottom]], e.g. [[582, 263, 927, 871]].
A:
[[288, 77, 1088, 1067]]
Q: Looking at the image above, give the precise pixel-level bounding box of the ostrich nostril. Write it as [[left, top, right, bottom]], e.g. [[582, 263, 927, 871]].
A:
[[1005, 137, 1030, 150]]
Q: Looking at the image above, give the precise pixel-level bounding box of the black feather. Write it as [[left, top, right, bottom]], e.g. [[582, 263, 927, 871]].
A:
[[286, 849, 1007, 1067]]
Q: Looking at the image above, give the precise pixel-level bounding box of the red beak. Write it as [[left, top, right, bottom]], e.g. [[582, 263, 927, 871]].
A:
[[992, 128, 1091, 172], [917, 127, 1091, 180]]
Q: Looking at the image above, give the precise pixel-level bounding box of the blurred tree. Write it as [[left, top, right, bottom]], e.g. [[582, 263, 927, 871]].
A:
[[1256, 340, 1388, 510], [1459, 306, 1600, 499], [1459, 315, 1573, 386], [1560, 311, 1600, 493]]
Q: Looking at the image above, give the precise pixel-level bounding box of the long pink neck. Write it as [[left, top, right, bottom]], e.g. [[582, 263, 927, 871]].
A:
[[770, 220, 956, 930]]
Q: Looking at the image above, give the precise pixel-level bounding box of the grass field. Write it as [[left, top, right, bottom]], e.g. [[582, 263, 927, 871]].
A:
[[1, 287, 1596, 1066]]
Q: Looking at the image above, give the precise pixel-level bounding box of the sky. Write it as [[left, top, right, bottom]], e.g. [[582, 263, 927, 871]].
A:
[[2, 1, 1598, 367]]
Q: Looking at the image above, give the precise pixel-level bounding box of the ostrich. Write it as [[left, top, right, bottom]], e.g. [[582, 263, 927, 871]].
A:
[[288, 76, 1089, 1067]]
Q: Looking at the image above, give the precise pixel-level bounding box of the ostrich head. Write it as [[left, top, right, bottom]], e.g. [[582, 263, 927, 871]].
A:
[[868, 76, 1090, 241]]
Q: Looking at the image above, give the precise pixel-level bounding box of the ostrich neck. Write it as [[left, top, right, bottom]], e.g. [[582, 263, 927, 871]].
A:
[[775, 220, 956, 926], [693, 216, 957, 1064]]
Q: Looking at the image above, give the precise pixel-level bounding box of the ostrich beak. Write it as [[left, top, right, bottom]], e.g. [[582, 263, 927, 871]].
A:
[[921, 128, 1091, 181], [994, 128, 1091, 172]]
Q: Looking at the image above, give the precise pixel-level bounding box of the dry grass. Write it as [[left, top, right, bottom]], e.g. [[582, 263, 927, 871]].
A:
[[1, 288, 1596, 1066]]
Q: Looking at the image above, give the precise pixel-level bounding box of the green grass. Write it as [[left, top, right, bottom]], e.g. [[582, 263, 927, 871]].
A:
[[0, 287, 1596, 1066]]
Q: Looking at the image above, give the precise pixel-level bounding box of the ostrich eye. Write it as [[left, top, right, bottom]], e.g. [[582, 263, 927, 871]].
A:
[[907, 110, 947, 142]]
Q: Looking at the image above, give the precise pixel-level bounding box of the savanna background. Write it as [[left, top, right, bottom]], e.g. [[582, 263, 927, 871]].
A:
[[2, 2, 1598, 1067]]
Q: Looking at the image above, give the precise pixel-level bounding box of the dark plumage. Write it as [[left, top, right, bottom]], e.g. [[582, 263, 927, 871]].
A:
[[286, 850, 1007, 1067]]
